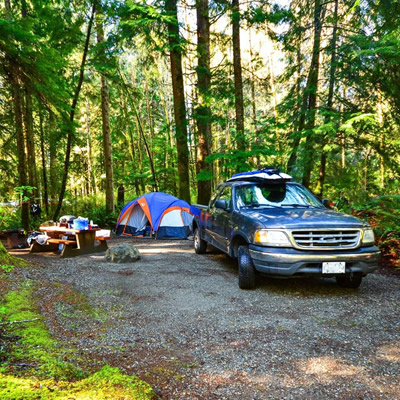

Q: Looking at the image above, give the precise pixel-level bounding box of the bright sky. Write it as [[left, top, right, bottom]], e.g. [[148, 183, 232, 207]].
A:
[[179, 0, 289, 81]]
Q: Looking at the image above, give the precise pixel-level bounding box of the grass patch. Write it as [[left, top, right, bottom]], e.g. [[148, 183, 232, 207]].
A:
[[0, 280, 157, 399]]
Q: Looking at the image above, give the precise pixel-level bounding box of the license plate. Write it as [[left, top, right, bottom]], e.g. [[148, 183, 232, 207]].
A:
[[322, 262, 345, 274]]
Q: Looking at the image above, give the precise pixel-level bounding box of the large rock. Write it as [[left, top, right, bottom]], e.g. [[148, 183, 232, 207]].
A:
[[105, 243, 141, 263]]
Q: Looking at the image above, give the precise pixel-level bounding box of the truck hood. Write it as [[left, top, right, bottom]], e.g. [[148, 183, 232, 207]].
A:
[[241, 207, 367, 229]]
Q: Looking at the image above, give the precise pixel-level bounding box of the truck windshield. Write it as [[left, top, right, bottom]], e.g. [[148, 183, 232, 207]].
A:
[[235, 183, 323, 209]]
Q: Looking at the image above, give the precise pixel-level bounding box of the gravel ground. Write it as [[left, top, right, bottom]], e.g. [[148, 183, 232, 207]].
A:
[[16, 237, 400, 399]]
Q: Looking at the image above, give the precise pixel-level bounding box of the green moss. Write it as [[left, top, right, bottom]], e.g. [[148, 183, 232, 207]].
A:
[[0, 367, 157, 399], [0, 284, 157, 399], [0, 241, 27, 268]]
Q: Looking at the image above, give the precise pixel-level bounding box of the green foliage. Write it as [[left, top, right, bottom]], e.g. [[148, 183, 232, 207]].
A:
[[196, 169, 214, 182], [0, 265, 14, 274], [354, 196, 400, 240], [350, 195, 400, 268], [0, 205, 20, 231], [14, 186, 37, 203], [60, 194, 120, 228]]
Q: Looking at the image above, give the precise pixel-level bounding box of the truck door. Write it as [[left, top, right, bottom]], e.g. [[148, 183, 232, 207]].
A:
[[209, 186, 232, 252]]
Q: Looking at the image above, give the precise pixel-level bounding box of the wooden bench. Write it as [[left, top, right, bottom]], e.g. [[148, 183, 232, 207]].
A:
[[47, 238, 77, 245], [95, 236, 110, 241], [94, 236, 109, 251], [29, 238, 75, 254]]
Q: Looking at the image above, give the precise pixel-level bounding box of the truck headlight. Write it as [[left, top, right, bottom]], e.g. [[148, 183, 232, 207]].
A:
[[254, 230, 291, 247], [362, 228, 375, 245]]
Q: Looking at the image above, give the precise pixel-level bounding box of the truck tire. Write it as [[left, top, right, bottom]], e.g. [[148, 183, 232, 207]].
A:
[[194, 227, 207, 254], [336, 272, 363, 289], [238, 245, 256, 290]]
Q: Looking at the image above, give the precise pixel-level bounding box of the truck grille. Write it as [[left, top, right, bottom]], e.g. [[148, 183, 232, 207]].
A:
[[290, 229, 361, 249]]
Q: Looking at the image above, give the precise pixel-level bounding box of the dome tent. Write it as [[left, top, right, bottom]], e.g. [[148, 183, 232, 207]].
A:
[[116, 192, 193, 239]]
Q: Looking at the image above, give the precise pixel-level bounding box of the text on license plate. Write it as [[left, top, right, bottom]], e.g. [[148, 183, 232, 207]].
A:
[[322, 262, 346, 274]]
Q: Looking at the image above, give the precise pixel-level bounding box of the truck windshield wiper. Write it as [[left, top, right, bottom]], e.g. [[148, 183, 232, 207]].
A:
[[281, 204, 312, 208], [241, 203, 281, 209]]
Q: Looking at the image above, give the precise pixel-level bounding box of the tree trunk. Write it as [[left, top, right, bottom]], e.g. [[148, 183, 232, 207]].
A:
[[318, 0, 339, 196], [133, 106, 159, 192], [165, 0, 191, 203], [5, 0, 29, 229], [249, 30, 259, 168], [117, 184, 125, 206], [85, 97, 96, 195], [96, 4, 114, 213], [195, 0, 212, 204], [287, 45, 302, 175], [53, 2, 95, 221], [24, 84, 39, 200], [377, 90, 385, 189], [39, 109, 49, 216], [232, 0, 246, 154], [144, 80, 155, 160], [302, 0, 325, 188], [10, 68, 29, 230], [165, 0, 190, 202], [48, 110, 58, 206], [160, 92, 178, 196]]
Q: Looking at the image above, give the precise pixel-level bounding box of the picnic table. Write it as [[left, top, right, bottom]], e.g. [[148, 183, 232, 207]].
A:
[[30, 226, 110, 257]]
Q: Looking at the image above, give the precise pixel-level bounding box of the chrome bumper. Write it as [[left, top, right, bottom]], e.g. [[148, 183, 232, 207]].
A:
[[249, 246, 380, 276]]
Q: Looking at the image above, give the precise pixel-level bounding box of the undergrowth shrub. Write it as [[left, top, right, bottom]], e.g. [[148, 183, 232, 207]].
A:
[[0, 205, 20, 231], [59, 195, 121, 228], [351, 195, 400, 268]]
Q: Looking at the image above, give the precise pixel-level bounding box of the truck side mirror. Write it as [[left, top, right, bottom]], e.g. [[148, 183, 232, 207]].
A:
[[215, 199, 228, 210], [322, 198, 332, 208]]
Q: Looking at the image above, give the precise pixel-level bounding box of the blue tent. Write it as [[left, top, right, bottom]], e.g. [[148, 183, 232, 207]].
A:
[[116, 192, 193, 239]]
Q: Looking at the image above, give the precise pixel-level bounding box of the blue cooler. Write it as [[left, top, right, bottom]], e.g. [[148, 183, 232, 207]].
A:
[[73, 218, 89, 230]]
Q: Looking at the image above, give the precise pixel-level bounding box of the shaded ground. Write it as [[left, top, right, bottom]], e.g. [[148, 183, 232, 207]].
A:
[[8, 238, 400, 399]]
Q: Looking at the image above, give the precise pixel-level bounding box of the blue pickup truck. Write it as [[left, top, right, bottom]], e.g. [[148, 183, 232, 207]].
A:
[[191, 169, 380, 289]]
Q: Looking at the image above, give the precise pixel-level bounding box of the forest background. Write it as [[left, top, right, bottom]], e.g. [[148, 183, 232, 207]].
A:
[[1, 0, 400, 259]]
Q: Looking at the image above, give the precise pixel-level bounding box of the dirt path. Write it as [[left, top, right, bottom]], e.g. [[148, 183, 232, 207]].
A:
[[14, 238, 400, 399]]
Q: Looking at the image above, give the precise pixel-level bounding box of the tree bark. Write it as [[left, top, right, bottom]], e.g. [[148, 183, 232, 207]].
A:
[[160, 92, 178, 196], [287, 45, 302, 174], [232, 0, 246, 154], [39, 109, 49, 216], [23, 84, 39, 200], [5, 0, 29, 229], [48, 110, 58, 206], [10, 68, 29, 230], [133, 105, 159, 191], [85, 97, 96, 195], [318, 0, 339, 196], [301, 0, 325, 188], [96, 3, 114, 213], [165, 0, 191, 203], [195, 0, 212, 204], [144, 80, 155, 160], [53, 2, 95, 221], [249, 30, 259, 168]]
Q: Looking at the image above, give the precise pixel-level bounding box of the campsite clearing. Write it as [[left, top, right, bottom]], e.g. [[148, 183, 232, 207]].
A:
[[8, 237, 400, 399]]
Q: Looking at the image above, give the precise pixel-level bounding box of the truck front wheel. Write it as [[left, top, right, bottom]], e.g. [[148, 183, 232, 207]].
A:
[[194, 227, 207, 254], [336, 272, 363, 289], [238, 245, 256, 290]]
